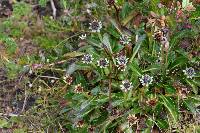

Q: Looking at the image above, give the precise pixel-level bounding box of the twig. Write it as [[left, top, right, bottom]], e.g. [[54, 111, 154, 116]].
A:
[[58, 122, 65, 133], [21, 86, 28, 113], [50, 0, 57, 19], [39, 75, 60, 79], [0, 113, 22, 117]]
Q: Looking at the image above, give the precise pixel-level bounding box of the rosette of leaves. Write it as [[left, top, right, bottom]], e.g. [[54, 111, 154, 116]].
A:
[[61, 1, 200, 132]]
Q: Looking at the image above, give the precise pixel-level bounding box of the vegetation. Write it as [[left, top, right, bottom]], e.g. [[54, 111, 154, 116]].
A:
[[0, 0, 199, 132]]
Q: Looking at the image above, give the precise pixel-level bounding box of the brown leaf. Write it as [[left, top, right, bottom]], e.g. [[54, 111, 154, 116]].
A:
[[133, 13, 142, 27]]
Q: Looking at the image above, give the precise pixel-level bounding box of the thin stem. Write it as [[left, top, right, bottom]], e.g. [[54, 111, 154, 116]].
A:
[[21, 85, 28, 113], [109, 73, 112, 107], [165, 50, 168, 66], [50, 0, 57, 19]]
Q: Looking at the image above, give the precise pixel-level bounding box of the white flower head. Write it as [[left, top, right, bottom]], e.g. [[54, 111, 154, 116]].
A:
[[82, 54, 94, 64], [120, 35, 131, 45], [97, 58, 109, 68], [29, 68, 33, 74], [74, 84, 84, 93], [156, 57, 162, 64], [63, 74, 73, 85], [51, 79, 55, 83], [28, 82, 33, 88], [89, 20, 102, 32], [139, 74, 153, 86], [183, 67, 196, 79], [79, 34, 87, 40], [86, 9, 91, 15], [120, 80, 133, 92], [127, 114, 139, 127], [116, 55, 129, 71]]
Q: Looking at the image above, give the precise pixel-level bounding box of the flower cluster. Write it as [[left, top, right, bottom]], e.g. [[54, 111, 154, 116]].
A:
[[139, 74, 153, 87], [74, 84, 84, 93], [82, 54, 94, 64], [146, 98, 157, 107], [153, 27, 169, 51], [119, 35, 131, 45], [97, 58, 109, 68], [89, 20, 102, 32], [63, 74, 73, 85], [127, 114, 139, 127], [75, 120, 84, 128], [173, 82, 190, 99], [79, 34, 87, 40], [183, 67, 196, 79], [120, 80, 133, 92], [116, 55, 129, 71]]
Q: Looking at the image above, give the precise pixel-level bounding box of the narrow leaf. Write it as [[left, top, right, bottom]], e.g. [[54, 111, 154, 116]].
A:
[[160, 95, 179, 123], [130, 34, 146, 62]]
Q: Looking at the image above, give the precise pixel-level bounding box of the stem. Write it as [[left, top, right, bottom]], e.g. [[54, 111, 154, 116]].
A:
[[113, 4, 120, 25], [21, 86, 28, 113], [109, 73, 112, 107], [161, 45, 166, 74], [98, 32, 102, 42], [165, 50, 168, 66], [50, 0, 57, 19]]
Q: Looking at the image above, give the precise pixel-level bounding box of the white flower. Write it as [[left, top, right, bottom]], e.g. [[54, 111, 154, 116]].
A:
[[120, 80, 133, 92], [46, 58, 50, 63], [29, 69, 33, 74], [139, 74, 153, 86], [82, 54, 94, 64], [63, 74, 73, 85], [86, 9, 91, 15], [51, 79, 55, 83], [97, 58, 109, 68], [89, 20, 102, 32], [28, 83, 33, 88], [116, 55, 129, 71], [156, 57, 162, 64], [74, 84, 84, 93], [183, 67, 196, 79], [120, 35, 131, 45], [79, 34, 87, 40], [127, 114, 139, 127]]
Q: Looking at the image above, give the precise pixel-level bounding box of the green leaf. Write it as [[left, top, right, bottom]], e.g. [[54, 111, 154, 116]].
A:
[[107, 26, 120, 38], [129, 59, 142, 77], [14, 129, 26, 133], [185, 79, 198, 94], [169, 56, 188, 69], [164, 85, 176, 94], [87, 37, 102, 48], [156, 119, 169, 129], [182, 0, 193, 9], [122, 10, 135, 26], [142, 64, 161, 73], [102, 33, 113, 53], [188, 96, 200, 103], [0, 34, 17, 55], [108, 17, 122, 34], [130, 34, 146, 62], [64, 51, 85, 58], [121, 2, 132, 19], [0, 119, 9, 128], [160, 95, 179, 123], [183, 99, 196, 115], [39, 0, 48, 7]]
